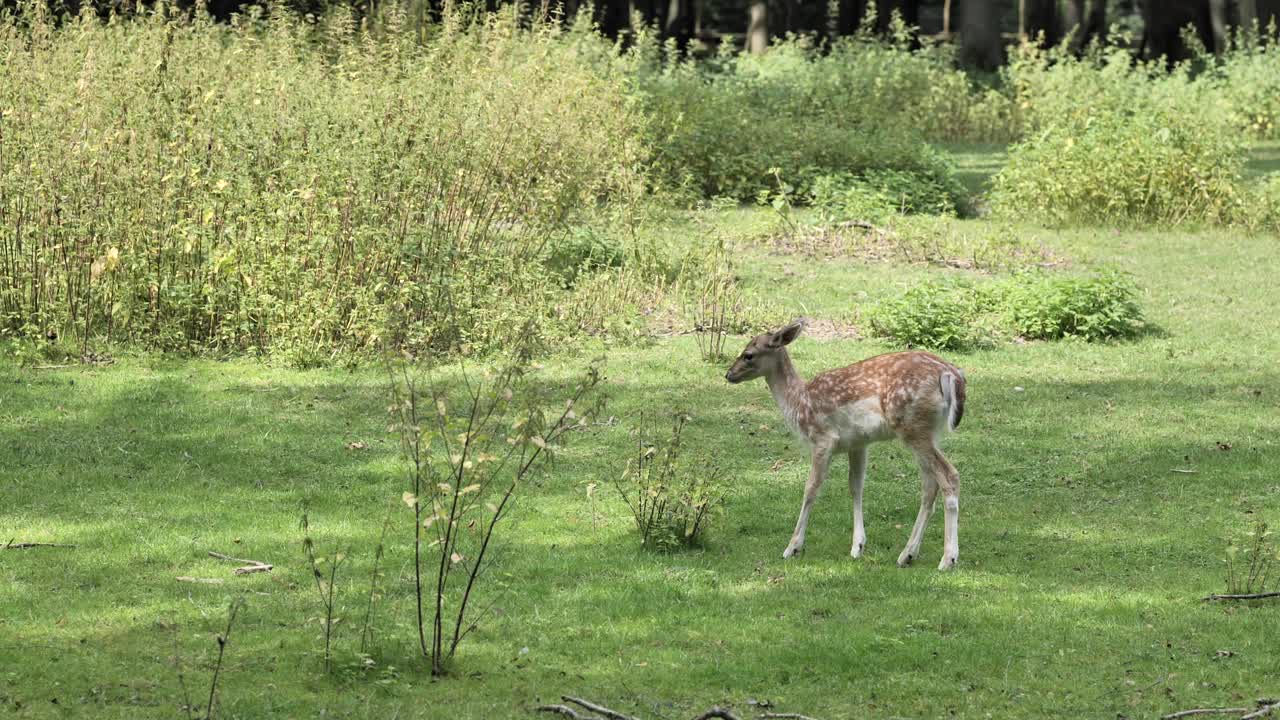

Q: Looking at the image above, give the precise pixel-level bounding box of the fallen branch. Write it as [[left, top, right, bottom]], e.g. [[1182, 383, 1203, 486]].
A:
[[209, 551, 272, 576], [208, 551, 269, 566], [1163, 709, 1252, 719], [563, 697, 638, 720], [1170, 468, 1198, 474], [1163, 699, 1280, 720], [537, 705, 601, 720], [1243, 700, 1280, 719], [1201, 592, 1280, 602], [692, 709, 741, 720], [760, 714, 820, 720], [177, 577, 226, 585], [3, 540, 76, 550]]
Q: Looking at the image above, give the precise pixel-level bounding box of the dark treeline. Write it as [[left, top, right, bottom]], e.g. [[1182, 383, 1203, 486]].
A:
[[14, 0, 1280, 65]]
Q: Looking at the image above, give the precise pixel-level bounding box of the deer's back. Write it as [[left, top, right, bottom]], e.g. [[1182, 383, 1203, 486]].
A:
[[807, 351, 961, 442]]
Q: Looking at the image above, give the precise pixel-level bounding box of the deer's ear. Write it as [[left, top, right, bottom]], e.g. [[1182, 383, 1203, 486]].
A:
[[768, 319, 806, 348]]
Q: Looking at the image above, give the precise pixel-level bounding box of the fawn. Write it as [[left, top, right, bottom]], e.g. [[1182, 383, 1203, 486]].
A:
[[725, 319, 967, 570]]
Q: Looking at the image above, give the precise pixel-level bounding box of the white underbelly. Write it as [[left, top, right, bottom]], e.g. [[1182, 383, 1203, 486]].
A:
[[825, 397, 894, 448]]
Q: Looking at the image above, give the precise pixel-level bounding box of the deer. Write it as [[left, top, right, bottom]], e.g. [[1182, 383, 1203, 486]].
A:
[[724, 319, 967, 570]]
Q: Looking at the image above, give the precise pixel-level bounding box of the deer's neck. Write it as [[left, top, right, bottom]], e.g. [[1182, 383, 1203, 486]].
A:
[[765, 351, 813, 438]]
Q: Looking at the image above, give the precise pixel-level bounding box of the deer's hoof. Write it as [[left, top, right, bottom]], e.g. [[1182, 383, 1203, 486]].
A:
[[782, 544, 802, 559], [938, 555, 958, 571], [850, 542, 865, 559], [896, 551, 914, 568]]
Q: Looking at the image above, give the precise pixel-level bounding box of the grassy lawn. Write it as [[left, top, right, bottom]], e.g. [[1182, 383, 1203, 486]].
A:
[[4, 201, 1280, 718]]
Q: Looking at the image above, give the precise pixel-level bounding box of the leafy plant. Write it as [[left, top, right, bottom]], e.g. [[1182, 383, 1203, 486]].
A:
[[1225, 522, 1277, 596], [866, 280, 993, 351], [389, 339, 604, 675], [867, 270, 1144, 350], [992, 45, 1247, 227], [614, 413, 726, 550], [300, 511, 348, 674], [1003, 270, 1144, 341]]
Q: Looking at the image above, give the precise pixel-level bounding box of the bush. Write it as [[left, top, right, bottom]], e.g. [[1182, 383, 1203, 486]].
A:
[[614, 413, 726, 551], [866, 280, 994, 351], [633, 31, 972, 206], [0, 6, 645, 361], [991, 45, 1247, 226], [1003, 270, 1144, 341], [810, 163, 966, 220], [867, 270, 1144, 349]]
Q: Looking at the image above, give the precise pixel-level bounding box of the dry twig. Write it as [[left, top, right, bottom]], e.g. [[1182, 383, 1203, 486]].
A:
[[760, 714, 820, 720], [692, 708, 742, 720], [176, 577, 225, 585], [1162, 709, 1252, 719], [1242, 700, 1280, 719], [562, 696, 638, 720], [537, 705, 600, 720], [1163, 699, 1280, 720], [3, 540, 76, 550], [1201, 592, 1280, 602]]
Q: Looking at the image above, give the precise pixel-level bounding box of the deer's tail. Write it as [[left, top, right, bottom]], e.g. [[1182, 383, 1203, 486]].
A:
[[940, 369, 966, 432]]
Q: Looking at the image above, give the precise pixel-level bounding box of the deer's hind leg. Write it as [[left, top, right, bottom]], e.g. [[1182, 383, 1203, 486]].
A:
[[896, 438, 959, 570]]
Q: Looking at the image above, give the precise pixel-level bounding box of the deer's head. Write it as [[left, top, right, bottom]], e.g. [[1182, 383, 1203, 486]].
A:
[[724, 319, 806, 384]]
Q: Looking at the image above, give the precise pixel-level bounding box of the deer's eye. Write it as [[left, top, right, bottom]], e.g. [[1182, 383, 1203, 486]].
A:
[[743, 352, 755, 362]]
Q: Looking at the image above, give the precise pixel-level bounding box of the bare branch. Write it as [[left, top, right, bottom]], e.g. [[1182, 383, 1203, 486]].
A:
[[692, 708, 742, 720], [1242, 700, 1280, 720], [3, 541, 76, 550], [208, 551, 270, 566], [1161, 709, 1252, 720], [1201, 592, 1280, 602], [536, 705, 601, 720], [563, 696, 639, 720]]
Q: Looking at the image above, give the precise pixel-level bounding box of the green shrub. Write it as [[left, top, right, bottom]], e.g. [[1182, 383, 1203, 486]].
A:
[[810, 163, 965, 220], [1003, 270, 1144, 341], [0, 5, 645, 361], [634, 31, 972, 205], [992, 45, 1247, 227], [868, 270, 1144, 349], [866, 280, 992, 351], [544, 226, 627, 285], [614, 413, 726, 551]]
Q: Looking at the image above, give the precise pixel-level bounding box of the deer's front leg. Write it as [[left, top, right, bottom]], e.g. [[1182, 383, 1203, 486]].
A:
[[848, 446, 868, 558], [783, 442, 833, 559]]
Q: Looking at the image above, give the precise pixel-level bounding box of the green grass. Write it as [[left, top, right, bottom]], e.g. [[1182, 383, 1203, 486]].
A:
[[4, 209, 1280, 719]]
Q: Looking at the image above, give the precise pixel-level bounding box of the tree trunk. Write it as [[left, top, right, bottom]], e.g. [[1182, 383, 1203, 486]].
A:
[[665, 0, 693, 47], [746, 0, 769, 53], [959, 0, 1002, 70], [1020, 0, 1057, 44], [1209, 0, 1230, 52]]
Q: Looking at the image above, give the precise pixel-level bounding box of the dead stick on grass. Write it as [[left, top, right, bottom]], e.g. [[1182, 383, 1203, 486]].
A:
[[3, 541, 76, 550], [208, 551, 269, 566], [1162, 710, 1252, 719], [536, 705, 601, 720], [563, 697, 639, 720], [760, 714, 821, 720], [1243, 700, 1280, 719], [176, 577, 225, 585], [1201, 592, 1280, 602], [1163, 700, 1280, 720], [232, 564, 273, 575], [692, 709, 742, 720]]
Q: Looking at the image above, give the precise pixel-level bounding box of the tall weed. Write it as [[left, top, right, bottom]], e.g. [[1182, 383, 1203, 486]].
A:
[[0, 4, 645, 361]]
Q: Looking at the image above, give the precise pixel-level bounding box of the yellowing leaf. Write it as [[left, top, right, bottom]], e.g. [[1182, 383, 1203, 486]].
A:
[[450, 552, 463, 564], [531, 436, 547, 449], [460, 484, 481, 495], [437, 483, 453, 493], [402, 491, 417, 507]]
